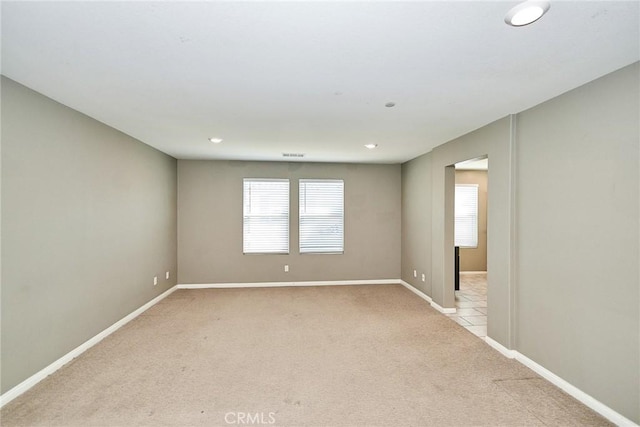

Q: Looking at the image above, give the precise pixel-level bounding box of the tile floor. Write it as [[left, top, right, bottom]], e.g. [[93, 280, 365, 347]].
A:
[[447, 272, 487, 338]]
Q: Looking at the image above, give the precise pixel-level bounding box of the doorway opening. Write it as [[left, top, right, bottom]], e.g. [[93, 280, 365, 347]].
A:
[[447, 157, 488, 337]]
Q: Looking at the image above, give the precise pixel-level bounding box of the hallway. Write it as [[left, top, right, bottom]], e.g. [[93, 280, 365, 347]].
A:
[[447, 272, 487, 337]]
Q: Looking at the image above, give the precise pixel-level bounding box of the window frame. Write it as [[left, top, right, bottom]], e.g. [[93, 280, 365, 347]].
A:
[[298, 178, 345, 255], [242, 178, 290, 255], [454, 183, 479, 249]]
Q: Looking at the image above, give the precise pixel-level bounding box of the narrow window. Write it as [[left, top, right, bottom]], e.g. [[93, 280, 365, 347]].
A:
[[454, 184, 478, 248], [299, 179, 344, 254], [243, 179, 289, 254]]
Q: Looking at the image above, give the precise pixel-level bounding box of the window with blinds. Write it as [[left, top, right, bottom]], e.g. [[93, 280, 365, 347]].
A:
[[454, 184, 479, 248], [243, 179, 289, 254], [299, 179, 344, 254]]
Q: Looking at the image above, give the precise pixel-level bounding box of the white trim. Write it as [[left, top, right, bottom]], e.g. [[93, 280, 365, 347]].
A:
[[459, 271, 487, 275], [484, 336, 516, 359], [177, 279, 399, 289], [430, 300, 457, 314], [482, 335, 636, 426], [513, 352, 637, 427], [4, 282, 635, 427], [179, 282, 291, 289], [399, 280, 433, 303], [0, 286, 178, 408]]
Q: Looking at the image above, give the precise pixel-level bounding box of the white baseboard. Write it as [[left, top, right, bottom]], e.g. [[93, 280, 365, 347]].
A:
[[3, 282, 635, 427], [398, 281, 456, 313], [484, 336, 516, 359], [482, 336, 637, 426], [177, 279, 400, 289], [399, 280, 433, 303], [184, 280, 461, 316], [430, 300, 457, 314], [513, 352, 637, 427], [0, 286, 178, 409]]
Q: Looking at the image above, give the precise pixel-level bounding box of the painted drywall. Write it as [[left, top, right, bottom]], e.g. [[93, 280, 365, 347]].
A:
[[455, 170, 488, 272], [430, 117, 514, 347], [1, 77, 178, 394], [401, 152, 432, 294], [400, 62, 639, 422], [178, 160, 401, 284], [515, 62, 639, 422], [400, 117, 513, 348]]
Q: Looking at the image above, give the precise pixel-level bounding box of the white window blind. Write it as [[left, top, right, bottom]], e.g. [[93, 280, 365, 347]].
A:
[[299, 179, 344, 254], [243, 179, 289, 254], [455, 184, 478, 248]]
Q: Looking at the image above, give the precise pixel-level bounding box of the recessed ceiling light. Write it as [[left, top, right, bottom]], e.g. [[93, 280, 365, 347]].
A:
[[364, 144, 378, 149], [385, 102, 396, 108], [208, 137, 223, 144], [505, 1, 550, 26]]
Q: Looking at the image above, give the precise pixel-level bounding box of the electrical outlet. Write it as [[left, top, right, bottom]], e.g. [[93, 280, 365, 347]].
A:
[[284, 265, 289, 272], [166, 271, 170, 280], [413, 270, 417, 278], [421, 273, 426, 282], [153, 276, 158, 286]]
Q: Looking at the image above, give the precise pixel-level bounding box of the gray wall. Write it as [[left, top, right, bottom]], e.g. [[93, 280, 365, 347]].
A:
[[400, 62, 639, 422], [178, 160, 401, 284], [430, 117, 514, 346], [1, 77, 178, 394], [401, 152, 432, 294], [456, 170, 488, 272], [515, 62, 639, 421], [2, 61, 638, 422], [400, 118, 513, 350], [400, 116, 513, 351]]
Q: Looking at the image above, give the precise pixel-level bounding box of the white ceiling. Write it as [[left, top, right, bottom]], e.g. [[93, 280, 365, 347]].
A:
[[456, 158, 489, 170], [2, 1, 638, 164]]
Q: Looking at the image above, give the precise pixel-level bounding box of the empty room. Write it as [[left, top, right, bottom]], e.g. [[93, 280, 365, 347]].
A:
[[1, 1, 639, 426]]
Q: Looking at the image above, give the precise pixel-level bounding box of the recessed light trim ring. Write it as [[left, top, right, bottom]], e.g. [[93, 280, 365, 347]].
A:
[[505, 1, 550, 27]]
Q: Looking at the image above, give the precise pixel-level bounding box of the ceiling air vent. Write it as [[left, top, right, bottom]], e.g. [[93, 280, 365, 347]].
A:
[[282, 153, 305, 158]]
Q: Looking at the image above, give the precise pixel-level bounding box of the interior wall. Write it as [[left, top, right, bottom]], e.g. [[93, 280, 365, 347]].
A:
[[1, 77, 178, 394], [2, 60, 637, 424], [177, 160, 401, 284], [401, 116, 512, 343], [401, 152, 432, 294], [430, 117, 513, 345], [455, 170, 488, 272], [515, 62, 639, 422], [400, 62, 640, 423]]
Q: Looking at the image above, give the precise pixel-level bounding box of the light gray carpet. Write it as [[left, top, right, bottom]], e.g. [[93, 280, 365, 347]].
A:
[[1, 285, 610, 426]]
